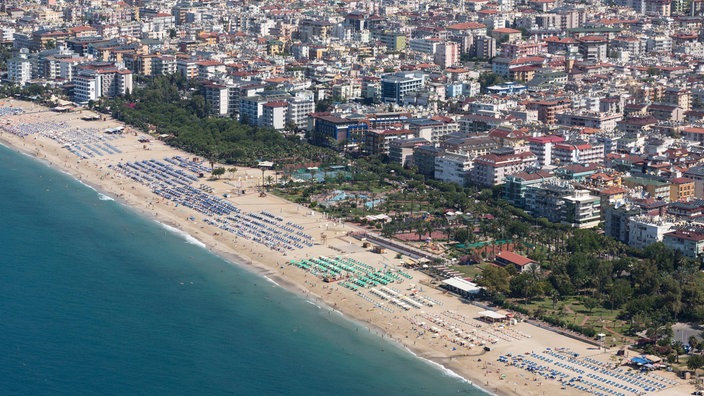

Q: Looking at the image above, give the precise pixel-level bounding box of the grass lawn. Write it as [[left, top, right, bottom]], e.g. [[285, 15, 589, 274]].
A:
[[450, 262, 490, 280], [513, 296, 632, 346]]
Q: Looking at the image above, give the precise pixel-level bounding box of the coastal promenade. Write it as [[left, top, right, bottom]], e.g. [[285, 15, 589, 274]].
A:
[[0, 99, 691, 396]]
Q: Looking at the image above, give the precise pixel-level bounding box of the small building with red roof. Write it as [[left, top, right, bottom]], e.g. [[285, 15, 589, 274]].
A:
[[494, 251, 538, 272]]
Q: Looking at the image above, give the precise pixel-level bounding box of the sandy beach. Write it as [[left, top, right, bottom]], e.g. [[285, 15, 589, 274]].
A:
[[0, 100, 691, 396]]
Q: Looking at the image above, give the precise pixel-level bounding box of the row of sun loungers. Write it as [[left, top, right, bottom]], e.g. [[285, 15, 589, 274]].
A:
[[2, 113, 122, 159], [503, 348, 678, 395], [114, 157, 313, 252]]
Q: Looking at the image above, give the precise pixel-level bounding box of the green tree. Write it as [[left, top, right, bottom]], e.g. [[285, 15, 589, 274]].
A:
[[689, 335, 700, 352], [583, 297, 599, 313], [212, 167, 226, 178], [478, 265, 510, 295], [687, 355, 704, 379], [227, 167, 238, 180], [478, 72, 504, 91]]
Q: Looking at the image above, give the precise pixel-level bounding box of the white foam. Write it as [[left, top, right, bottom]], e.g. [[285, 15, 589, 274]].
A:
[[401, 347, 493, 394], [73, 178, 113, 201], [306, 300, 321, 309], [160, 223, 207, 249], [265, 276, 280, 287]]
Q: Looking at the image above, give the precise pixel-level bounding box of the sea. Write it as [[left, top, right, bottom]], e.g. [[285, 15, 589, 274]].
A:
[[0, 143, 486, 396]]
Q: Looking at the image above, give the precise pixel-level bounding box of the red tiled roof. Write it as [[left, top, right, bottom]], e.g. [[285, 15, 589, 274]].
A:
[[496, 251, 535, 266], [447, 22, 486, 30]]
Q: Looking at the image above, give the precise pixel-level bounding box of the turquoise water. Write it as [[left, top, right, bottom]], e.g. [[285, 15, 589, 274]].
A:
[[0, 144, 484, 395]]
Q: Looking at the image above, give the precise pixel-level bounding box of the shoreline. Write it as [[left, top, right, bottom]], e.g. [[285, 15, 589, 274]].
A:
[[0, 100, 690, 396]]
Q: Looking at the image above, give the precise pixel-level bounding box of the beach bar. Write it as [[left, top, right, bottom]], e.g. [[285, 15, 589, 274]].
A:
[[441, 277, 482, 297]]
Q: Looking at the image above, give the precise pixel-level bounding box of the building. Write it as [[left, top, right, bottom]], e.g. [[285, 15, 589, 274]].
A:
[[389, 137, 430, 167], [310, 113, 364, 146], [413, 145, 444, 177], [434, 42, 459, 68], [6, 48, 32, 85], [286, 91, 315, 130], [73, 62, 133, 104], [381, 72, 426, 104], [434, 153, 473, 186], [471, 149, 538, 187], [504, 171, 555, 207], [440, 135, 498, 157], [239, 95, 268, 126], [526, 135, 566, 166], [299, 19, 333, 42], [628, 215, 677, 250], [604, 203, 642, 244], [376, 30, 406, 51], [495, 251, 538, 272], [552, 141, 604, 165], [474, 35, 497, 59], [670, 177, 695, 202], [527, 98, 572, 124], [663, 228, 704, 258], [261, 101, 288, 130], [577, 35, 608, 62], [364, 129, 415, 156], [408, 117, 460, 144], [524, 181, 601, 228], [556, 112, 623, 132], [684, 165, 704, 198], [202, 81, 230, 116], [681, 127, 704, 144], [622, 176, 672, 202], [555, 163, 601, 180]]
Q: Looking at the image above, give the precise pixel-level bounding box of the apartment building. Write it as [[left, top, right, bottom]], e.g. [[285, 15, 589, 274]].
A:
[[551, 141, 604, 165], [526, 134, 565, 166], [471, 149, 537, 187]]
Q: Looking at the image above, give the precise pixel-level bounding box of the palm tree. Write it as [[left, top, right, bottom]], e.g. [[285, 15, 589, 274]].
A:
[[264, 175, 274, 189], [309, 168, 317, 186]]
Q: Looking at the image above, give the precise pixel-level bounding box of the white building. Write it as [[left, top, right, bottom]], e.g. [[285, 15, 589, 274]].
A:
[[262, 101, 288, 130], [552, 141, 605, 164], [435, 153, 473, 186], [471, 150, 538, 187], [202, 81, 229, 116], [0, 26, 16, 42], [73, 63, 133, 104], [7, 48, 32, 85], [409, 37, 442, 54], [287, 90, 315, 129], [628, 215, 678, 250], [562, 190, 601, 229]]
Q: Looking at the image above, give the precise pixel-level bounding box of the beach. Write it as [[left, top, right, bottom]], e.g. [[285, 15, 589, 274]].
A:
[[0, 99, 690, 396]]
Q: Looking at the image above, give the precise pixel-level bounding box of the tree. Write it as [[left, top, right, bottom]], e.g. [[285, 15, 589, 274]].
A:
[[689, 335, 700, 352], [687, 355, 704, 379], [477, 265, 510, 295], [212, 167, 226, 179], [583, 297, 599, 313], [478, 72, 504, 92], [228, 167, 238, 180]]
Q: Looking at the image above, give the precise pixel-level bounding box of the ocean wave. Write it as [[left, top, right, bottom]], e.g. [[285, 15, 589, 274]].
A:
[[160, 223, 207, 248], [306, 300, 321, 309], [265, 276, 280, 287], [74, 178, 113, 202], [401, 347, 492, 393]]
